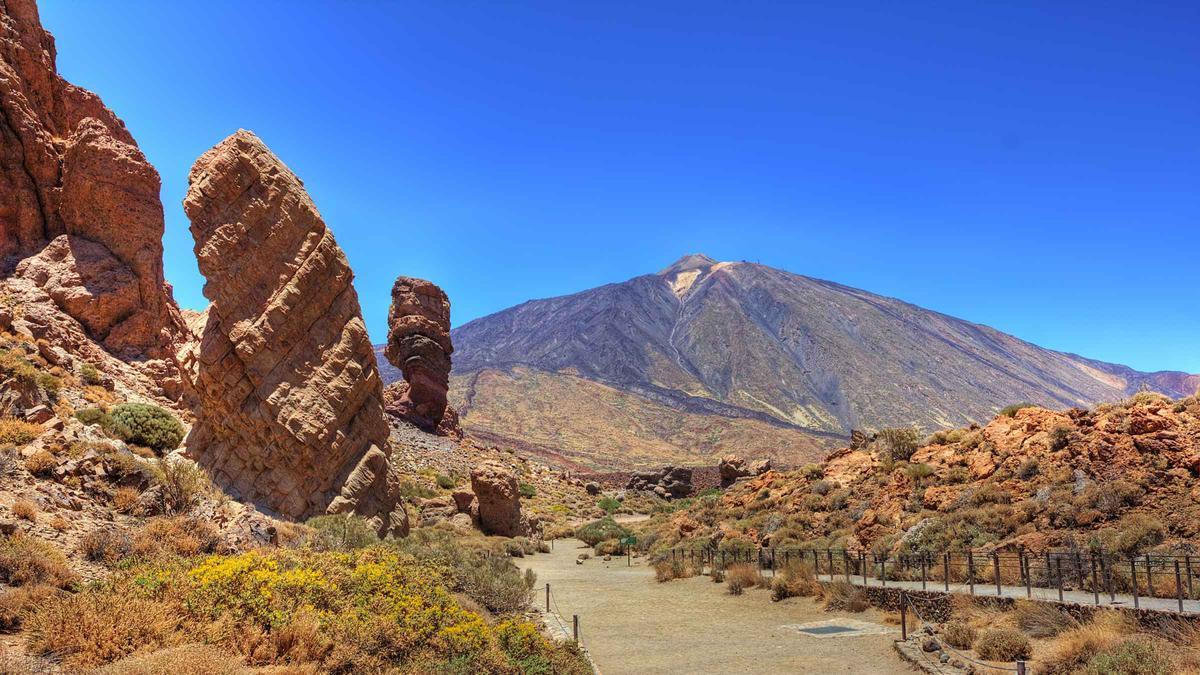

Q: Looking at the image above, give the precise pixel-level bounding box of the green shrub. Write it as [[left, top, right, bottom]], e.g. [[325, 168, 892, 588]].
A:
[[74, 407, 108, 426], [1048, 425, 1072, 451], [975, 627, 1031, 661], [79, 362, 101, 386], [800, 464, 824, 479], [1000, 403, 1036, 417], [597, 496, 621, 514], [145, 459, 210, 514], [575, 517, 630, 547], [518, 483, 536, 499], [1109, 514, 1166, 556], [905, 463, 935, 482], [878, 427, 921, 461], [1084, 637, 1171, 675], [0, 418, 42, 445], [435, 474, 455, 490], [36, 373, 60, 399], [305, 515, 380, 551], [107, 403, 184, 452]]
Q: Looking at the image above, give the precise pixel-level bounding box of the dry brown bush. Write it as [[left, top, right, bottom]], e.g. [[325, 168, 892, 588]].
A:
[[725, 563, 764, 595], [81, 529, 133, 565], [942, 621, 976, 649], [0, 534, 75, 588], [11, 499, 37, 521], [23, 450, 56, 476], [96, 644, 247, 675], [26, 587, 183, 668], [653, 558, 696, 582], [0, 584, 59, 632], [821, 581, 869, 612], [770, 562, 820, 601], [131, 517, 221, 559], [974, 627, 1031, 661], [113, 486, 141, 513]]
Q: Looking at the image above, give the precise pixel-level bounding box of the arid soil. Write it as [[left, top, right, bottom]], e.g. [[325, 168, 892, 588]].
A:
[[521, 539, 908, 674]]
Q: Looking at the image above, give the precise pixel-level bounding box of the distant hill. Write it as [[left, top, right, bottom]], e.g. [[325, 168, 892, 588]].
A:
[[379, 254, 1198, 470]]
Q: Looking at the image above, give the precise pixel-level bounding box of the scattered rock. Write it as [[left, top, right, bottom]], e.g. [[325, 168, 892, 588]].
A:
[[585, 481, 601, 496], [627, 466, 693, 499], [182, 130, 404, 537]]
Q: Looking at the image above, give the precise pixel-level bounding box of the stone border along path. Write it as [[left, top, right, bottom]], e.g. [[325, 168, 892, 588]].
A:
[[814, 570, 1200, 614], [521, 539, 913, 674]]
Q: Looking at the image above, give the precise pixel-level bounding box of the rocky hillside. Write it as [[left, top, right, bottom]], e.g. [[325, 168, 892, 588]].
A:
[[439, 253, 1197, 469], [637, 392, 1200, 557]]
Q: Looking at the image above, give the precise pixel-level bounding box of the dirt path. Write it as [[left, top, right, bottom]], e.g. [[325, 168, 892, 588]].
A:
[[522, 540, 912, 674]]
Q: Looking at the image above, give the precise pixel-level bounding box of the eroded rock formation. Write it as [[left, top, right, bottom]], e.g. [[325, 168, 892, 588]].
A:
[[182, 130, 404, 536], [0, 0, 182, 357], [627, 466, 693, 499], [384, 276, 454, 433]]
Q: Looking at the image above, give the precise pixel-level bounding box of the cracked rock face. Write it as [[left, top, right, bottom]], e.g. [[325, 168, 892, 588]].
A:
[[182, 130, 405, 537], [384, 276, 453, 432], [0, 0, 182, 357]]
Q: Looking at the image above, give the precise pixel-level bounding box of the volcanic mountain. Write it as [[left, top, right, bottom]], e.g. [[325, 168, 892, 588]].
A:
[[387, 255, 1198, 470]]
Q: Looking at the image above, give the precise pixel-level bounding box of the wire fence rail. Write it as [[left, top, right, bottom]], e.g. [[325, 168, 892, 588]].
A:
[[541, 582, 604, 675], [668, 545, 1200, 614]]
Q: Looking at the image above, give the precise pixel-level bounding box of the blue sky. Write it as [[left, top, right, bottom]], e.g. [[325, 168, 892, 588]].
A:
[[40, 1, 1199, 373]]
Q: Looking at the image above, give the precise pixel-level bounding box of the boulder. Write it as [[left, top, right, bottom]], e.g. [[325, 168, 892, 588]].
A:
[[470, 461, 529, 537], [627, 466, 693, 499], [718, 455, 750, 486], [182, 130, 404, 537], [584, 481, 601, 496], [383, 277, 454, 433], [0, 0, 183, 357], [452, 489, 476, 513]]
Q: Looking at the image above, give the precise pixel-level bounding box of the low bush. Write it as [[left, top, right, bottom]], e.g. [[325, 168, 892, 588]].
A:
[[74, 407, 108, 426], [79, 362, 102, 386], [130, 517, 222, 560], [653, 559, 696, 582], [974, 627, 1031, 661], [1000, 403, 1036, 417], [821, 581, 869, 612], [575, 516, 630, 547], [0, 584, 58, 632], [0, 418, 42, 445], [878, 427, 921, 461], [146, 459, 211, 514], [107, 403, 185, 452], [770, 562, 819, 601], [518, 483, 536, 499], [112, 486, 141, 513], [435, 473, 455, 489], [80, 529, 133, 565], [1083, 636, 1171, 675], [1109, 514, 1166, 556], [1036, 611, 1136, 674], [23, 450, 55, 476], [597, 496, 621, 514], [26, 587, 186, 669], [725, 563, 764, 595], [305, 514, 380, 551], [942, 621, 976, 649], [11, 499, 37, 522], [0, 534, 75, 588]]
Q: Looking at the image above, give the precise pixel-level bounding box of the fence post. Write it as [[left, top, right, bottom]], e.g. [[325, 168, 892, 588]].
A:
[[1188, 555, 1194, 600], [1103, 552, 1115, 604], [993, 553, 1002, 596], [572, 614, 579, 643], [880, 555, 887, 588], [967, 551, 975, 595], [943, 552, 950, 592], [1090, 554, 1099, 605], [828, 549, 834, 578], [1146, 554, 1154, 597], [546, 583, 550, 612], [1017, 661, 1026, 675], [921, 553, 927, 590], [1056, 557, 1064, 602], [1177, 561, 1185, 613], [1131, 557, 1140, 609], [844, 550, 851, 583], [862, 552, 868, 586], [900, 593, 908, 641], [1021, 551, 1031, 598]]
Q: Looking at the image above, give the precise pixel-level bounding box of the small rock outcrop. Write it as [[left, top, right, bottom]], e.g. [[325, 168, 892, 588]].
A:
[[182, 130, 404, 536], [384, 277, 454, 433], [627, 466, 693, 499], [1, 0, 183, 357], [471, 461, 528, 537]]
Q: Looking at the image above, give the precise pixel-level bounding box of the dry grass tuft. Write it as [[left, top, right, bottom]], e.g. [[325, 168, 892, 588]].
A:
[[942, 620, 976, 649], [653, 558, 698, 582], [1034, 610, 1137, 674], [821, 581, 869, 612], [770, 562, 820, 601], [113, 486, 141, 513], [131, 517, 221, 559], [23, 450, 56, 476], [0, 584, 59, 632], [95, 644, 247, 675], [0, 418, 42, 445], [1013, 600, 1079, 638], [11, 499, 37, 521]]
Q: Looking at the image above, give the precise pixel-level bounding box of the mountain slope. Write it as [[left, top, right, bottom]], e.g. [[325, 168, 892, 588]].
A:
[[433, 255, 1197, 468]]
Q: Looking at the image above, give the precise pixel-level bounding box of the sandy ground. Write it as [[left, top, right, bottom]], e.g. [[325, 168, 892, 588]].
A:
[[523, 540, 913, 675]]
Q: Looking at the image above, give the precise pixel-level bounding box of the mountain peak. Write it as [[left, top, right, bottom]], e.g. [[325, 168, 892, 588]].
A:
[[658, 253, 718, 276]]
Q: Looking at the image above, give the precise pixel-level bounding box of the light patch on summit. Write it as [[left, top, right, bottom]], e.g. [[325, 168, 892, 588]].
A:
[[670, 269, 702, 298]]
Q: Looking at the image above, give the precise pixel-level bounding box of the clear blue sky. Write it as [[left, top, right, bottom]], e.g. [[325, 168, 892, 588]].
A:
[[40, 1, 1199, 373]]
